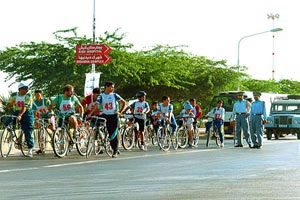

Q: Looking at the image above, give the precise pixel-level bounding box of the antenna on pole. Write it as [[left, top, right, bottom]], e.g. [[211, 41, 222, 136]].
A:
[[267, 13, 280, 80], [92, 0, 96, 73]]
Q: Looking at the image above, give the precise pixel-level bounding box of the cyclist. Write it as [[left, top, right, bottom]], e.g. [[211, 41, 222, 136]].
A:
[[189, 98, 203, 123], [32, 89, 55, 154], [157, 96, 177, 136], [6, 82, 35, 157], [179, 101, 195, 148], [50, 84, 84, 145], [149, 101, 159, 134], [206, 100, 225, 147], [81, 87, 101, 118], [88, 81, 126, 158], [124, 91, 150, 150]]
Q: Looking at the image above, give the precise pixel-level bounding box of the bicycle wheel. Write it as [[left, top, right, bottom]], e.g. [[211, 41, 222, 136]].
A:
[[95, 129, 105, 155], [148, 125, 158, 146], [192, 128, 200, 147], [104, 133, 113, 157], [0, 128, 13, 158], [171, 131, 178, 150], [157, 127, 171, 151], [52, 127, 69, 158], [206, 129, 212, 147], [215, 131, 221, 147], [75, 127, 89, 156], [86, 131, 94, 158], [37, 127, 47, 153], [121, 126, 135, 150], [19, 131, 29, 157], [177, 127, 188, 149], [143, 127, 151, 147]]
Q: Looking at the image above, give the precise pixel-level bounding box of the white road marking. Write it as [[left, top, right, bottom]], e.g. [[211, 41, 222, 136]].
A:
[[0, 140, 298, 173]]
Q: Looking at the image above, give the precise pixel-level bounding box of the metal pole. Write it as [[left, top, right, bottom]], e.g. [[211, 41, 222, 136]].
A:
[[267, 13, 280, 80], [92, 0, 96, 73]]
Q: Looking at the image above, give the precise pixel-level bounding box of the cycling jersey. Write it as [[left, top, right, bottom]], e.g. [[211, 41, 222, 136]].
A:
[[8, 92, 32, 111], [179, 109, 195, 124], [32, 98, 51, 118], [130, 100, 149, 119], [158, 103, 174, 119], [97, 93, 122, 115], [52, 95, 81, 115]]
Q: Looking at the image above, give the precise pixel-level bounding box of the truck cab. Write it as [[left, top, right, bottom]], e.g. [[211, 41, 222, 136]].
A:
[[265, 98, 300, 140]]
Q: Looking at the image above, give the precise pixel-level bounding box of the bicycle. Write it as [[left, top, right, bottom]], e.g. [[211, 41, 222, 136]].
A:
[[205, 117, 221, 147], [52, 113, 89, 158], [34, 115, 55, 154], [157, 116, 178, 151], [0, 115, 29, 158], [86, 116, 113, 158], [121, 113, 146, 151]]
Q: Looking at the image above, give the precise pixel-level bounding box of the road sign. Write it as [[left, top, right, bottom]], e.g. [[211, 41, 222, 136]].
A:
[[75, 44, 112, 64], [76, 44, 112, 55]]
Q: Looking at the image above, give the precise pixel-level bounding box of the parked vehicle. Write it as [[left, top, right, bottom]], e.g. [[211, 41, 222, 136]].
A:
[[265, 96, 300, 140]]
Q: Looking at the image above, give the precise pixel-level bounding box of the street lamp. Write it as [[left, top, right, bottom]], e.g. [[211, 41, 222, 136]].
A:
[[236, 27, 283, 90]]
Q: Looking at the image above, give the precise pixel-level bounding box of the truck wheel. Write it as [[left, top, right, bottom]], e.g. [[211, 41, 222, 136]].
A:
[[297, 133, 300, 140], [266, 130, 272, 140]]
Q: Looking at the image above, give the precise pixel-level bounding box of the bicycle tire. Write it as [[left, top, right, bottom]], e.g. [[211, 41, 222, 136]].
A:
[[75, 127, 89, 156], [171, 132, 178, 150], [157, 127, 171, 151], [52, 127, 69, 158], [215, 131, 221, 147], [19, 131, 29, 157], [0, 128, 13, 158], [206, 129, 211, 147], [143, 128, 151, 147], [177, 128, 188, 148], [121, 126, 135, 150], [86, 132, 94, 158], [192, 128, 200, 147], [37, 127, 47, 153], [104, 134, 113, 157]]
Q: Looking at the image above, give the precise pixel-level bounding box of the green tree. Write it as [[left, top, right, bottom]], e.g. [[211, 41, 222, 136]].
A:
[[0, 28, 245, 105]]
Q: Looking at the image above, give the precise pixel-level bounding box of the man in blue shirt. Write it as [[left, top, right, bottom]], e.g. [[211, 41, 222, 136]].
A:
[[250, 92, 267, 149], [232, 91, 252, 147]]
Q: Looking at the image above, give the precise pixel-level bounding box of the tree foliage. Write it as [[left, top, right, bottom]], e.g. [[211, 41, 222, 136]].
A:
[[0, 28, 299, 112]]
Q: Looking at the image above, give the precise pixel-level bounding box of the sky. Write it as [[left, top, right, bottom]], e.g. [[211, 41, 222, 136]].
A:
[[0, 0, 299, 96]]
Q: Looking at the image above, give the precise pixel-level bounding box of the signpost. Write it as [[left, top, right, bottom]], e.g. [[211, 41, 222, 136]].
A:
[[76, 44, 112, 96], [75, 44, 112, 64]]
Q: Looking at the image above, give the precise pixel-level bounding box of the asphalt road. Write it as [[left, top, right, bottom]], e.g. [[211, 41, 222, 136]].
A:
[[0, 137, 299, 200]]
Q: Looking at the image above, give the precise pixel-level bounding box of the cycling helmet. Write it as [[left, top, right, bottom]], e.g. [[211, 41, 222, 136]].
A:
[[136, 91, 147, 97], [184, 101, 193, 110]]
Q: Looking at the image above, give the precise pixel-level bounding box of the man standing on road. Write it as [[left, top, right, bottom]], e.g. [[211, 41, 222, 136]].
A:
[[250, 92, 267, 149], [232, 91, 252, 148], [88, 81, 126, 158], [6, 82, 35, 157]]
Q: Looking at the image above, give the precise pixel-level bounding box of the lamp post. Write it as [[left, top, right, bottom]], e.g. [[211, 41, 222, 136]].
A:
[[236, 28, 283, 90], [267, 13, 280, 80]]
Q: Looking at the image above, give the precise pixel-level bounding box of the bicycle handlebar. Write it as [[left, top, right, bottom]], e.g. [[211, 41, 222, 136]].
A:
[[0, 115, 17, 120]]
